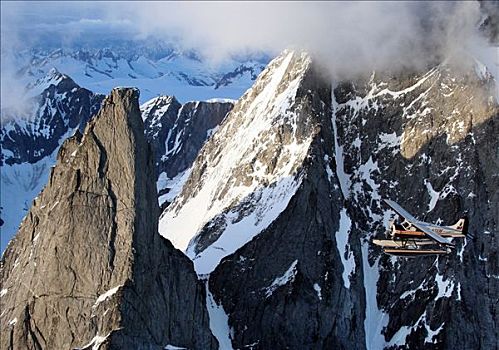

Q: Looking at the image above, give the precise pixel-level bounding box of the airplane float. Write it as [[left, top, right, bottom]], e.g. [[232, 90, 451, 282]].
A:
[[373, 200, 467, 257]]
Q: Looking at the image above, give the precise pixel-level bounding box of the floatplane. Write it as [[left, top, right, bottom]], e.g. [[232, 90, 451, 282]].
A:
[[374, 200, 467, 257]]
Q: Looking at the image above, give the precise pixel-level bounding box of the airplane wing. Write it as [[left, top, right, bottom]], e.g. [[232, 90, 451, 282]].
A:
[[410, 222, 454, 246], [384, 199, 454, 246], [384, 199, 420, 223]]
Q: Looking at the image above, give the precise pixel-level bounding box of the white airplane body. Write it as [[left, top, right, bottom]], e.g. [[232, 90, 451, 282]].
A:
[[373, 200, 467, 256]]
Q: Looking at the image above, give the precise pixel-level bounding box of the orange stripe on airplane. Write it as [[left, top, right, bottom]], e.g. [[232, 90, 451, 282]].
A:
[[395, 231, 425, 236]]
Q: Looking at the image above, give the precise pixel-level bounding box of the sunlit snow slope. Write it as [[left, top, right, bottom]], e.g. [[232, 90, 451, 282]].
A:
[[159, 51, 315, 274]]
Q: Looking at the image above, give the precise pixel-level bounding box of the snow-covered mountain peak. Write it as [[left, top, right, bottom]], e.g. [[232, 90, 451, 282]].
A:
[[24, 67, 71, 98], [232, 50, 311, 116], [140, 95, 180, 121], [158, 50, 320, 273]]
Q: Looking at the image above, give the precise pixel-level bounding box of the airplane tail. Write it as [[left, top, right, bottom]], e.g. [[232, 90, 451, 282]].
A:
[[451, 217, 468, 235]]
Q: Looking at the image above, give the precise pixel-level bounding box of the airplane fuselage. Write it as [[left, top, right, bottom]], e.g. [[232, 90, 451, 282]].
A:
[[374, 199, 467, 257], [390, 222, 465, 239]]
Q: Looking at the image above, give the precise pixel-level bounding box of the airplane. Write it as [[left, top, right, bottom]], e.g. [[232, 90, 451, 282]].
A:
[[373, 199, 467, 257]]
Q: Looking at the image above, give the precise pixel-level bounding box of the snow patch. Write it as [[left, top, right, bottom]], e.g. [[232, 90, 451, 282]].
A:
[[331, 88, 351, 198], [362, 243, 388, 350], [206, 98, 237, 103], [93, 285, 122, 308], [76, 333, 111, 350], [424, 180, 440, 212], [435, 274, 454, 299], [313, 283, 322, 300], [265, 260, 298, 297], [157, 168, 192, 206], [205, 280, 233, 350], [378, 67, 438, 99], [324, 155, 335, 184], [425, 322, 444, 344], [206, 126, 219, 139], [377, 132, 401, 155], [334, 209, 355, 289]]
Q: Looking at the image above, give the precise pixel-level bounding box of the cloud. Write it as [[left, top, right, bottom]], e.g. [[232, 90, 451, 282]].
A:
[[0, 1, 495, 110], [126, 2, 489, 76]]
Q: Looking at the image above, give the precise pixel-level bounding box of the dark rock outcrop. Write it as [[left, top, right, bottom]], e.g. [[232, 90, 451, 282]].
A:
[[333, 63, 499, 350], [142, 96, 233, 179], [141, 95, 233, 208], [0, 88, 217, 349]]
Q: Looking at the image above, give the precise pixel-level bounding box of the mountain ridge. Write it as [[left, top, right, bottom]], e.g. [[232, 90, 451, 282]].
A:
[[0, 87, 217, 349], [9, 46, 268, 103]]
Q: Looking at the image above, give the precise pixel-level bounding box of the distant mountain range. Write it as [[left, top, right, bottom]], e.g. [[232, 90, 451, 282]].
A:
[[11, 44, 268, 103]]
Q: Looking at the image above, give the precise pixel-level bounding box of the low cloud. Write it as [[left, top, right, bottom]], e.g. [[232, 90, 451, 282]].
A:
[[128, 2, 491, 76], [1, 1, 496, 111]]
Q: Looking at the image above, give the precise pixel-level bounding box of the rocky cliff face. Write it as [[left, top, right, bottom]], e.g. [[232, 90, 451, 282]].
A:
[[333, 62, 498, 349], [141, 96, 233, 207], [0, 69, 104, 252], [205, 51, 367, 349], [160, 50, 498, 349], [0, 88, 217, 349]]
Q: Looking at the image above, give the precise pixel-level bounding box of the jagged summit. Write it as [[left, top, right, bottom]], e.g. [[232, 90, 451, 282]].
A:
[[159, 50, 323, 274], [0, 87, 217, 349], [24, 67, 74, 98]]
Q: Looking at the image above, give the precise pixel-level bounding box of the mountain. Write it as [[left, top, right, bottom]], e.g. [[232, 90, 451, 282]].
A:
[[0, 88, 217, 349], [1, 68, 104, 165], [159, 50, 322, 273], [1, 40, 497, 348], [0, 69, 234, 253], [141, 96, 233, 209], [12, 46, 267, 103], [160, 50, 498, 349], [331, 61, 498, 350], [0, 69, 104, 251]]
